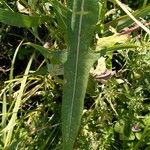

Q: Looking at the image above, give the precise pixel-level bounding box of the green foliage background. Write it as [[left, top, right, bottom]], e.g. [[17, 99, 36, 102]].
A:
[[0, 0, 150, 149]]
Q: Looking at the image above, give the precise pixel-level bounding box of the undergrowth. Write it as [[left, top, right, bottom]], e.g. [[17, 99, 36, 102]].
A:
[[0, 0, 150, 149]]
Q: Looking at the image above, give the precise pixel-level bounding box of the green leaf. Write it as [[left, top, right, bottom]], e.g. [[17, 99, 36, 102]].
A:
[[115, 0, 150, 35], [114, 121, 135, 141], [143, 116, 150, 126], [47, 64, 64, 76], [120, 132, 135, 141], [95, 33, 138, 53], [86, 75, 97, 96], [96, 33, 129, 51], [0, 8, 44, 27], [51, 0, 67, 35], [114, 121, 124, 134], [2, 54, 34, 147], [25, 42, 67, 64], [104, 5, 150, 34], [62, 0, 99, 149]]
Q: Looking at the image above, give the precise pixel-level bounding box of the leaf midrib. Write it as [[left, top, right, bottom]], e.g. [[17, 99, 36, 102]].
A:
[[68, 0, 85, 137]]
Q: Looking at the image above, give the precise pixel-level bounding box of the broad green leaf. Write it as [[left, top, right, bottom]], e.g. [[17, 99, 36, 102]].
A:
[[62, 0, 99, 149], [95, 33, 138, 53], [0, 8, 44, 27], [114, 121, 124, 134], [95, 33, 129, 52], [26, 42, 67, 64]]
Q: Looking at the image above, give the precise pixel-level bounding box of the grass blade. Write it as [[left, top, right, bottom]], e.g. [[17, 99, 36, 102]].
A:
[[2, 53, 34, 148], [2, 93, 7, 143], [104, 5, 150, 34], [9, 40, 24, 80], [115, 0, 150, 35]]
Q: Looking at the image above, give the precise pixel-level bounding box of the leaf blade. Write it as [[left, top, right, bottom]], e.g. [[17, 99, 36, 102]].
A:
[[25, 42, 67, 64], [0, 8, 43, 27], [62, 0, 99, 149]]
